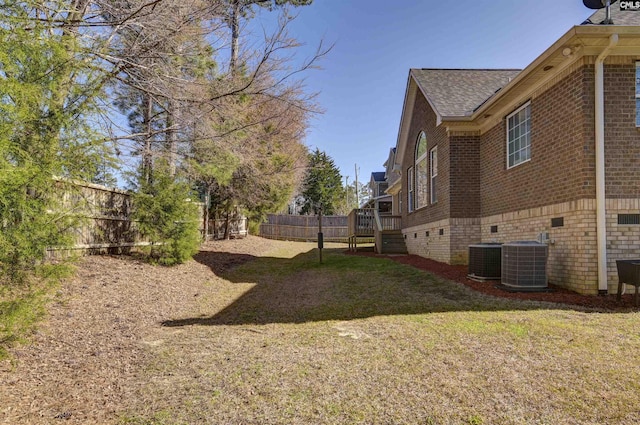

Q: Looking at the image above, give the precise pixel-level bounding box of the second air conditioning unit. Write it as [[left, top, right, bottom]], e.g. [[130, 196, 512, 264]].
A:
[[501, 241, 548, 291]]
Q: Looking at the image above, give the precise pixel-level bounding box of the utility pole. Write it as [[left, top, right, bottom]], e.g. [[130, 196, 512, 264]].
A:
[[345, 175, 349, 210], [354, 164, 359, 208], [317, 206, 323, 264]]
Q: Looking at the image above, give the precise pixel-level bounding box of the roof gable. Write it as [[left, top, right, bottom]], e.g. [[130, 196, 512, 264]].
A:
[[371, 171, 386, 182], [411, 69, 521, 119], [394, 7, 640, 172], [383, 147, 396, 170]]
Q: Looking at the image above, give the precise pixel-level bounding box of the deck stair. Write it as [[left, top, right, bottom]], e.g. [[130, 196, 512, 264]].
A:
[[378, 229, 408, 254], [348, 208, 407, 254]]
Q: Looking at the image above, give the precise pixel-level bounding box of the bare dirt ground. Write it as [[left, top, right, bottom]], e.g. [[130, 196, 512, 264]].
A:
[[0, 237, 276, 424]]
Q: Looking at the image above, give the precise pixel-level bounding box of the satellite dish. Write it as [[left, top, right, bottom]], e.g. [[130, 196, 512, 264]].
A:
[[583, 0, 618, 25], [583, 0, 618, 9]]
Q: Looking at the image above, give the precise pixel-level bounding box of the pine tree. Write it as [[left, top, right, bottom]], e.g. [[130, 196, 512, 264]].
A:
[[299, 149, 344, 215], [0, 0, 113, 284], [131, 161, 202, 265]]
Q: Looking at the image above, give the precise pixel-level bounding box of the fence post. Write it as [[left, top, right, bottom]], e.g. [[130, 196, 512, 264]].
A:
[[318, 208, 323, 264]]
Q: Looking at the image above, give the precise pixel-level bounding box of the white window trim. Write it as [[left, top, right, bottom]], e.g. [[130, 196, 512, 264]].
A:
[[506, 101, 532, 169], [415, 131, 428, 210], [430, 146, 438, 205]]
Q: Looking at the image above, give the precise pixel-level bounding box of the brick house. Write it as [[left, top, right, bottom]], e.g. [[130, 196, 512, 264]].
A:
[[389, 7, 640, 294], [383, 148, 403, 215]]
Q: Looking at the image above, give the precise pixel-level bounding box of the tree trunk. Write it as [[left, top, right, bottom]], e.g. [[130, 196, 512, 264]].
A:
[[166, 99, 177, 176], [224, 207, 231, 240], [230, 0, 240, 76], [203, 189, 210, 241], [143, 94, 153, 184]]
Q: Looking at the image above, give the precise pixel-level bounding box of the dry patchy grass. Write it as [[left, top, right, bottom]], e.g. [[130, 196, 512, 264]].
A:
[[1, 236, 640, 425]]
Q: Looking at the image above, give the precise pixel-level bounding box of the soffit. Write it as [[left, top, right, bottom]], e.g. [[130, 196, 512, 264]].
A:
[[444, 25, 640, 134]]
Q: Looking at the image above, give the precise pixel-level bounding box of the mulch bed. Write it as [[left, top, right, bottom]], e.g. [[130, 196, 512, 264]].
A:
[[345, 250, 639, 311]]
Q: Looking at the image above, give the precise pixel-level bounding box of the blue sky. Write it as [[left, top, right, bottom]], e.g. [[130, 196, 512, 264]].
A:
[[253, 1, 598, 185]]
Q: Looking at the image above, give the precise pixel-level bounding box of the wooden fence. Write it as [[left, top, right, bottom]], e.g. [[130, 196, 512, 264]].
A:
[[208, 217, 248, 240], [48, 180, 204, 255], [259, 214, 351, 242]]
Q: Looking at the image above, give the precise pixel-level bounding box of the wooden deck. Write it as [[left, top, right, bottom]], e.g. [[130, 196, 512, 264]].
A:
[[347, 208, 375, 251], [347, 209, 375, 237], [347, 208, 406, 254]]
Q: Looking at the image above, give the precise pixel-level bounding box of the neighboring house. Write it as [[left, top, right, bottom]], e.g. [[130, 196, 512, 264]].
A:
[[391, 7, 640, 295], [384, 148, 403, 215], [363, 171, 392, 214]]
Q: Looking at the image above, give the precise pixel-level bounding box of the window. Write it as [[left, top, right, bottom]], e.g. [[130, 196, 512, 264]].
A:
[[415, 131, 428, 209], [507, 102, 531, 168], [379, 182, 388, 197], [430, 146, 438, 204], [636, 62, 640, 126], [407, 167, 414, 212]]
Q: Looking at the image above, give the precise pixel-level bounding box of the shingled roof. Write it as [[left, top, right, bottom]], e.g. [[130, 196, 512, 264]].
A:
[[410, 69, 521, 118], [371, 171, 386, 182], [585, 4, 640, 26]]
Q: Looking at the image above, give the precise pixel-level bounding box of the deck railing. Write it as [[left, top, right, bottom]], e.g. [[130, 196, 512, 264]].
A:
[[348, 208, 403, 251], [373, 210, 402, 253], [374, 211, 402, 232], [347, 208, 375, 237]]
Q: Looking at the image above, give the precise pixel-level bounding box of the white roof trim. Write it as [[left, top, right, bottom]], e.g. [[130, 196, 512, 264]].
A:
[[394, 72, 445, 172]]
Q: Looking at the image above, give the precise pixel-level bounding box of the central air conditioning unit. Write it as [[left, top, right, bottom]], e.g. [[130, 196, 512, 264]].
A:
[[468, 243, 502, 281], [500, 241, 549, 292]]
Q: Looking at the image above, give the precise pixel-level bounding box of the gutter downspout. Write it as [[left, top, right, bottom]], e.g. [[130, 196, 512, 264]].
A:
[[595, 33, 618, 293]]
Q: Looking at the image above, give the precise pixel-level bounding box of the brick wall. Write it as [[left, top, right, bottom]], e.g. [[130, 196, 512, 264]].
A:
[[397, 59, 640, 293], [404, 198, 640, 294], [403, 219, 452, 264], [475, 59, 640, 293], [481, 200, 598, 294], [479, 61, 640, 216], [401, 91, 450, 229], [450, 218, 481, 265], [480, 66, 592, 217], [603, 62, 640, 197], [449, 135, 481, 218], [605, 198, 640, 293], [403, 218, 480, 265], [480, 198, 640, 294]]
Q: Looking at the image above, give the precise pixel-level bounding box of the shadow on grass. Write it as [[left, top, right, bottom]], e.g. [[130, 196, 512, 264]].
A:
[[161, 247, 592, 328]]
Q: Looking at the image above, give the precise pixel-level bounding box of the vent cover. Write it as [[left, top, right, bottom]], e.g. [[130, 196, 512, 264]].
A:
[[501, 241, 548, 291], [618, 214, 640, 225], [468, 243, 502, 280]]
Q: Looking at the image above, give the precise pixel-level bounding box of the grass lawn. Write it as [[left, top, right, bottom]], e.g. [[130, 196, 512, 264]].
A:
[[2, 237, 640, 424], [129, 240, 640, 425]]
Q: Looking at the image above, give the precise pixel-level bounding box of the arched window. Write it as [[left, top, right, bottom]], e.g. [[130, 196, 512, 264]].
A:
[[415, 131, 428, 209]]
